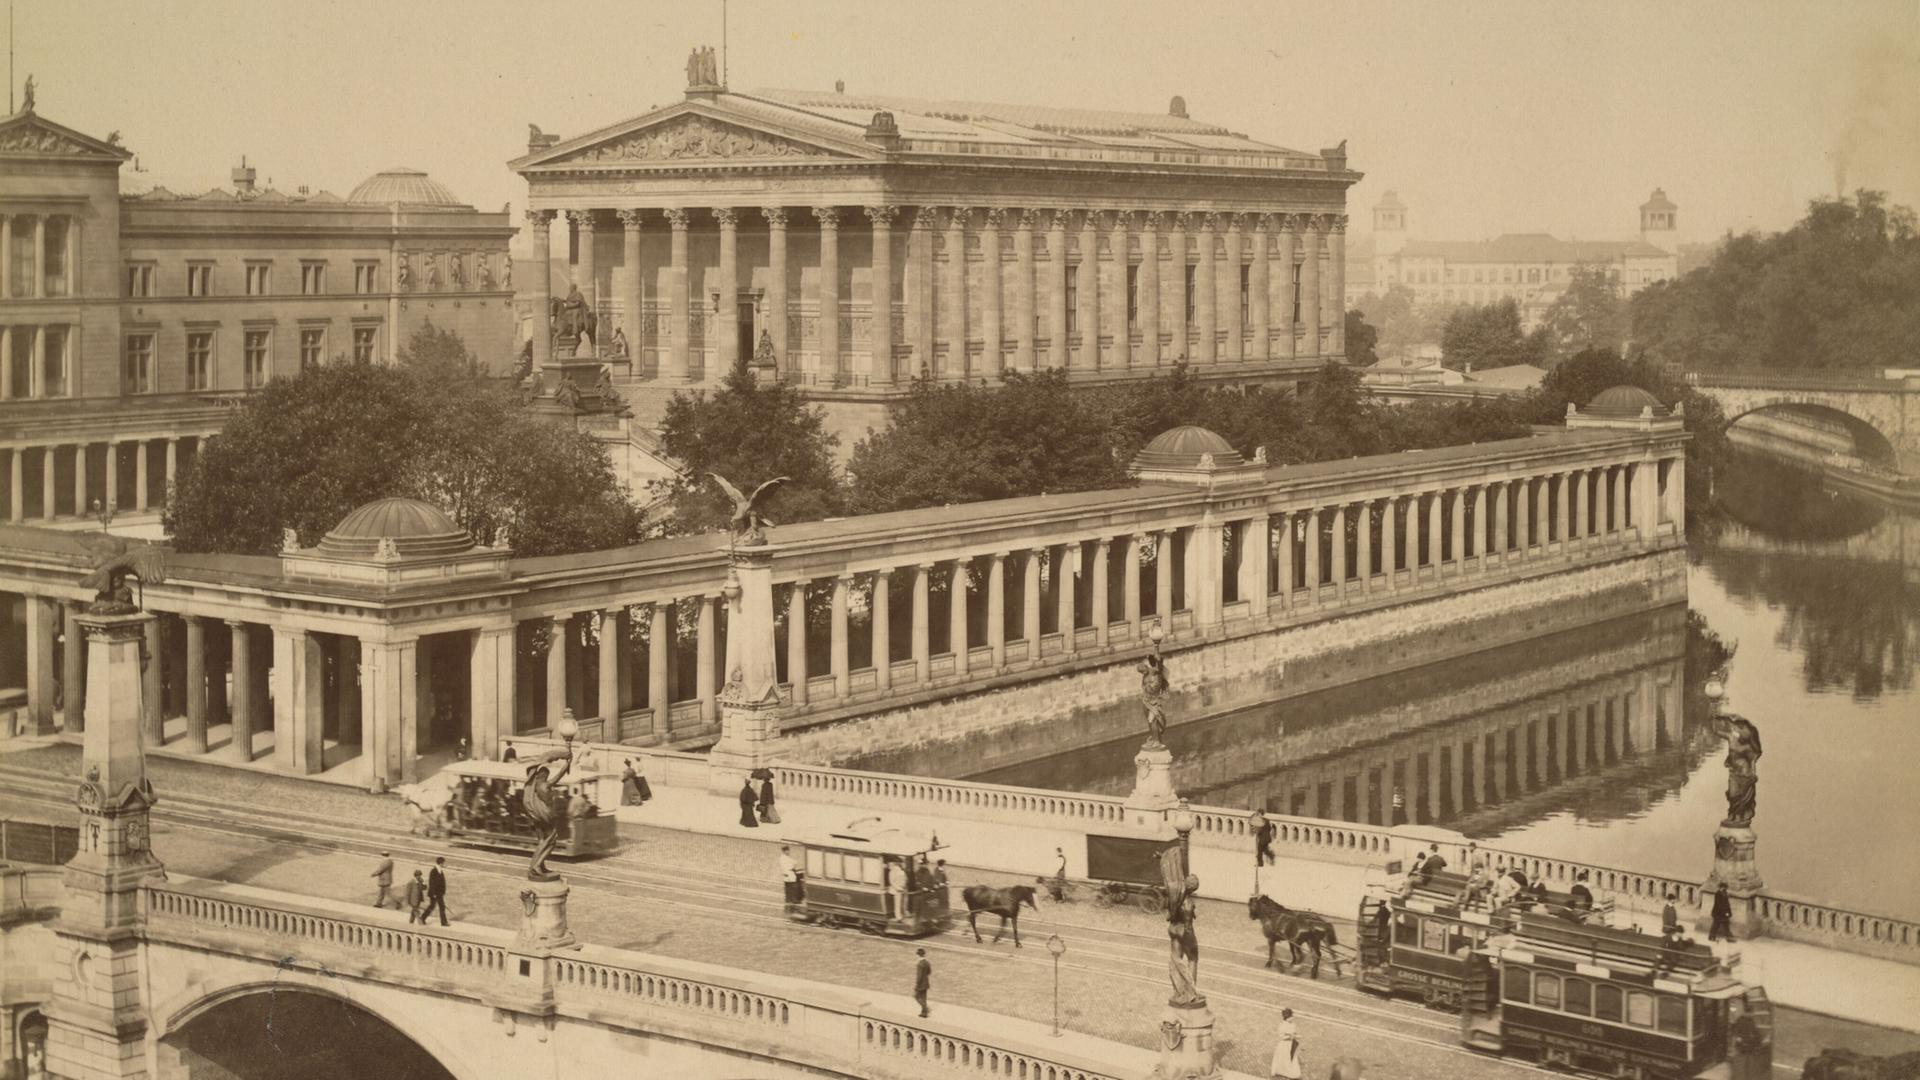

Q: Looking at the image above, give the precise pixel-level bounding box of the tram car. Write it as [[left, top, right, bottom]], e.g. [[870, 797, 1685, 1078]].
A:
[[786, 821, 951, 937], [1357, 868, 1613, 1007], [1460, 912, 1773, 1080], [440, 760, 620, 859]]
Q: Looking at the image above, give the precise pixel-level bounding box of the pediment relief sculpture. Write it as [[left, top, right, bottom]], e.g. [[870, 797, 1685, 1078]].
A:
[[0, 121, 99, 156], [570, 115, 830, 165]]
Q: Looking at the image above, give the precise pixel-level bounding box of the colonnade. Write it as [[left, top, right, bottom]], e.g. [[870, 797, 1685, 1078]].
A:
[[524, 204, 1348, 384], [0, 435, 202, 522]]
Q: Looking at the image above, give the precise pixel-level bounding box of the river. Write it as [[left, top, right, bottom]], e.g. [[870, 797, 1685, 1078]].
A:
[[858, 454, 1920, 919]]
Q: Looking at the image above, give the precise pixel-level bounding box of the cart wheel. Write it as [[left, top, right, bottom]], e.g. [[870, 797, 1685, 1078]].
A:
[[1136, 889, 1168, 914], [1093, 887, 1115, 908]]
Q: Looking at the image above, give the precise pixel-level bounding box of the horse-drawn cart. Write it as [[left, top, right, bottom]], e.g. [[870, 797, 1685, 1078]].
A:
[[1056, 834, 1172, 913]]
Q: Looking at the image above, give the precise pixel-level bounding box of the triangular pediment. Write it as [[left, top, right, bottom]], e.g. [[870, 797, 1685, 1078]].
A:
[[514, 103, 876, 172], [0, 111, 134, 161]]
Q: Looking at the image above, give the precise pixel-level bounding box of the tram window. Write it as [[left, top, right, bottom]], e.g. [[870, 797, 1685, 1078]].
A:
[[822, 851, 844, 881], [806, 849, 825, 879], [1421, 919, 1449, 951], [1394, 913, 1419, 946], [1503, 966, 1531, 1003], [860, 856, 884, 886], [1563, 978, 1592, 1016], [1627, 991, 1656, 1028], [1448, 927, 1474, 955], [1533, 973, 1561, 1009], [1657, 996, 1688, 1035], [1594, 984, 1624, 1022]]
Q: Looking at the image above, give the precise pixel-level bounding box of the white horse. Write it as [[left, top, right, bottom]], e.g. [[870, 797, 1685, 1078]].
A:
[[394, 772, 460, 837]]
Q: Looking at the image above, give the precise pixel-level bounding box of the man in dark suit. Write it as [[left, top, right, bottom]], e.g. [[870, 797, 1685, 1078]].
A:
[[913, 948, 932, 1018], [422, 856, 450, 926]]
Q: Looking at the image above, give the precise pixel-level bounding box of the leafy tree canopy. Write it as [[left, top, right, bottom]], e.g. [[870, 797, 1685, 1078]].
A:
[[1353, 284, 1429, 356], [1440, 298, 1550, 372], [652, 367, 843, 535], [165, 323, 642, 558], [1542, 263, 1628, 360], [1345, 309, 1380, 367]]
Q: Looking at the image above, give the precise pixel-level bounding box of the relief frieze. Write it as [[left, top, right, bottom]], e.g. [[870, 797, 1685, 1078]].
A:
[[0, 123, 98, 155], [565, 116, 831, 165]]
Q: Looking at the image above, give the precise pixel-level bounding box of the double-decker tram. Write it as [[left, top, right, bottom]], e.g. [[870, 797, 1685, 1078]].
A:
[[785, 821, 951, 937], [440, 760, 620, 859], [1461, 912, 1773, 1080]]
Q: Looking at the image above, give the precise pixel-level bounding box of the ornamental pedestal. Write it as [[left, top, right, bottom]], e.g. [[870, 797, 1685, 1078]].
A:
[[516, 877, 578, 951], [1150, 1000, 1221, 1080], [1122, 742, 1180, 831], [708, 544, 784, 793], [1699, 826, 1766, 940]]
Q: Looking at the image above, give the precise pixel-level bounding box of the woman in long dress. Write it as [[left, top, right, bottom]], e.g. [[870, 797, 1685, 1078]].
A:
[[621, 759, 651, 806], [757, 776, 779, 824], [1270, 1007, 1303, 1080]]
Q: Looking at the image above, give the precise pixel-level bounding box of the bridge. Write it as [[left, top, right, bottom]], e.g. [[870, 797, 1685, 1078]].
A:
[[1686, 369, 1920, 472]]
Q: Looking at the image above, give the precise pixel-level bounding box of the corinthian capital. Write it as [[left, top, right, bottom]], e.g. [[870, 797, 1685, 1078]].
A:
[[812, 205, 840, 230], [947, 206, 971, 230], [1136, 210, 1159, 232], [713, 207, 739, 228], [1018, 208, 1041, 230], [981, 207, 1006, 229], [616, 208, 644, 228], [1252, 212, 1273, 233], [1331, 214, 1350, 234], [663, 208, 690, 229], [566, 209, 595, 230], [914, 206, 940, 230], [524, 208, 556, 229], [1173, 211, 1195, 230], [761, 206, 788, 228], [865, 204, 899, 228]]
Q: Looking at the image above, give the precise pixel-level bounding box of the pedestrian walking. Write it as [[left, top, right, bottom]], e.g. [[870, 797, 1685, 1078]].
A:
[[1709, 883, 1734, 941], [621, 758, 652, 805], [1662, 891, 1681, 935], [1047, 847, 1068, 902], [737, 777, 760, 828], [1270, 1007, 1304, 1079], [370, 851, 400, 909], [1252, 811, 1276, 867], [422, 856, 451, 926], [779, 844, 803, 910], [404, 869, 426, 924], [757, 775, 780, 824], [913, 948, 932, 1018]]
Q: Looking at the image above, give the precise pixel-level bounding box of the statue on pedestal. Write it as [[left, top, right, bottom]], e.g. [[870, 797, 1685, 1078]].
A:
[[710, 472, 788, 547], [520, 747, 574, 882], [1158, 843, 1204, 1008], [1719, 713, 1762, 828], [1138, 642, 1170, 749]]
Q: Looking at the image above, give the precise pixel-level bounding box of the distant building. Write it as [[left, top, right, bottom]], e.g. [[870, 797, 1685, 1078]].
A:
[[0, 101, 514, 532]]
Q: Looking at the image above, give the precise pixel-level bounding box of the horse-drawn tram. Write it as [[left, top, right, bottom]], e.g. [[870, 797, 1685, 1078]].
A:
[[1358, 868, 1614, 1006], [1460, 913, 1773, 1080], [440, 761, 619, 859], [786, 822, 951, 937]]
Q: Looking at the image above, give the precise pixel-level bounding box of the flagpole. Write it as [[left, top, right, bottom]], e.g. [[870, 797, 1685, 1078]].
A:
[[721, 0, 728, 86]]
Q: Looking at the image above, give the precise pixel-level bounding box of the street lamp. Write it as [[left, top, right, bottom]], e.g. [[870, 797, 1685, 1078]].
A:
[[1046, 934, 1066, 1036], [556, 708, 580, 759], [1169, 798, 1197, 864], [1703, 676, 1727, 714]]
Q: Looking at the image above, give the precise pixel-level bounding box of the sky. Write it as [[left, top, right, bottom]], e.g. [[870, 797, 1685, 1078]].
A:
[[10, 0, 1918, 256]]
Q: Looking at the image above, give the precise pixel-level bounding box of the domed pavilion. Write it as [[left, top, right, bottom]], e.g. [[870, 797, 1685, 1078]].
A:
[[282, 497, 506, 588], [1130, 425, 1268, 485]]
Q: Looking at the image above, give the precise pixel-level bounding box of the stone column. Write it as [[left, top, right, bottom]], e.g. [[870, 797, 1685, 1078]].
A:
[[72, 443, 86, 517], [1109, 212, 1131, 369], [1155, 530, 1175, 625], [814, 207, 841, 377], [9, 447, 22, 521], [1449, 489, 1466, 570], [1250, 214, 1272, 361], [526, 210, 555, 371], [132, 442, 149, 511], [1057, 545, 1079, 649], [977, 208, 1004, 378], [1634, 461, 1658, 542], [942, 207, 969, 377], [1277, 217, 1299, 361], [1024, 548, 1045, 660], [698, 595, 718, 724], [714, 207, 740, 375], [1138, 212, 1161, 366], [1304, 509, 1323, 600], [1331, 505, 1348, 597], [1300, 216, 1323, 359], [104, 441, 121, 513], [139, 615, 164, 745], [871, 570, 891, 691], [543, 614, 569, 730], [617, 209, 644, 356], [1195, 214, 1218, 365], [1535, 474, 1551, 551], [1426, 492, 1443, 574], [1555, 472, 1572, 548], [596, 608, 622, 733], [912, 206, 937, 376], [1091, 539, 1111, 646], [0, 215, 8, 299], [912, 564, 932, 683], [1666, 457, 1687, 538], [1492, 481, 1509, 555], [1012, 209, 1037, 372], [184, 616, 207, 751], [568, 210, 598, 322], [1078, 210, 1100, 369], [227, 621, 253, 761], [1403, 496, 1420, 578], [1329, 216, 1348, 356], [1224, 213, 1245, 363], [664, 208, 691, 382], [470, 625, 515, 759], [830, 575, 851, 698], [62, 603, 86, 731], [1243, 514, 1271, 616], [1274, 515, 1294, 607], [987, 553, 1007, 669], [763, 207, 789, 374], [272, 626, 325, 775], [1046, 210, 1070, 368], [648, 601, 671, 736], [1381, 499, 1398, 589], [1574, 470, 1590, 541], [949, 559, 970, 676], [1473, 485, 1490, 569], [866, 205, 897, 385], [786, 582, 808, 706], [1167, 213, 1189, 361], [1124, 534, 1145, 633], [164, 438, 178, 500], [1354, 502, 1372, 593], [29, 325, 45, 399]]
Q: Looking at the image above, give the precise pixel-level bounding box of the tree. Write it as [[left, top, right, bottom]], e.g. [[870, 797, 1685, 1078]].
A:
[[1542, 263, 1627, 359], [1344, 309, 1380, 367], [652, 367, 843, 536], [397, 319, 482, 379], [1440, 299, 1548, 371], [1354, 284, 1426, 356], [166, 329, 643, 557]]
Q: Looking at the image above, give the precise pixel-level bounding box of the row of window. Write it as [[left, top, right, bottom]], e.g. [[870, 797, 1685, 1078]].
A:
[[1503, 966, 1690, 1035], [121, 326, 377, 394], [1393, 912, 1491, 955], [6, 217, 72, 299], [1081, 263, 1315, 333], [125, 259, 381, 299]]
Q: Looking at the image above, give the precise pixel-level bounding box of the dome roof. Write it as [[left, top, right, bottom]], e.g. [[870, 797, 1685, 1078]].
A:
[[348, 167, 463, 206], [1133, 425, 1245, 470], [317, 498, 474, 559], [1586, 385, 1665, 417]]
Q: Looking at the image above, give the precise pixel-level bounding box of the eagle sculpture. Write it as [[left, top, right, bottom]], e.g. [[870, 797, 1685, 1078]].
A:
[[709, 473, 787, 546], [76, 533, 169, 614]]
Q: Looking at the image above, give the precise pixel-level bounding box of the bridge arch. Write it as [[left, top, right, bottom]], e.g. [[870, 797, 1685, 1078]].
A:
[[1720, 399, 1902, 469], [154, 976, 478, 1080]]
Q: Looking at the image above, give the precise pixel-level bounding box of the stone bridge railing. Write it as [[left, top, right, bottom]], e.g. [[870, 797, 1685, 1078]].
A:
[[1686, 370, 1920, 393], [141, 877, 1159, 1080]]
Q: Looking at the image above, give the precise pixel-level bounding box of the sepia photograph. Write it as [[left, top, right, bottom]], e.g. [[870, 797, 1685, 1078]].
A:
[[0, 1, 1916, 1077]]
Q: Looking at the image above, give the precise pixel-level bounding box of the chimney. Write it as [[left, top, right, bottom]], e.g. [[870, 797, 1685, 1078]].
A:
[[1169, 95, 1188, 119], [231, 155, 257, 193], [835, 80, 846, 94]]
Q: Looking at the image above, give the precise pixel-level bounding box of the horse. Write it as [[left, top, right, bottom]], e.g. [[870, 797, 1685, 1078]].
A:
[[961, 884, 1038, 947], [1248, 895, 1342, 979]]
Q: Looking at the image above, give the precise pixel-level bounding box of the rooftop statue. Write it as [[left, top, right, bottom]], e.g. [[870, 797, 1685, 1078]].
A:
[[710, 472, 787, 547]]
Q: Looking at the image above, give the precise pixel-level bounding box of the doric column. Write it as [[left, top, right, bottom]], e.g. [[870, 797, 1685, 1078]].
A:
[[1012, 209, 1037, 372], [1276, 217, 1299, 361], [1331, 505, 1348, 597], [1381, 499, 1398, 589], [1574, 470, 1590, 541], [568, 210, 598, 318], [664, 208, 691, 383], [697, 595, 717, 724], [979, 209, 1005, 378], [912, 564, 933, 683], [1300, 216, 1324, 359], [1124, 534, 1145, 633], [597, 608, 621, 731], [1555, 472, 1572, 548], [1057, 545, 1078, 650], [1304, 509, 1322, 599], [1473, 485, 1490, 568], [1155, 530, 1175, 624], [1427, 489, 1443, 571], [1243, 515, 1270, 616], [1109, 212, 1131, 369], [184, 617, 207, 751], [545, 614, 568, 726], [814, 207, 841, 377], [1137, 212, 1161, 366], [987, 553, 1007, 669], [943, 207, 970, 376], [1024, 548, 1044, 660], [1046, 210, 1070, 367], [1078, 210, 1100, 370], [648, 602, 671, 736], [912, 207, 938, 375], [0, 326, 9, 401], [866, 205, 897, 385], [1250, 214, 1272, 361], [830, 575, 851, 698], [1450, 489, 1466, 569], [1492, 481, 1509, 555], [1354, 502, 1372, 592], [1403, 495, 1420, 576], [1195, 213, 1218, 365], [871, 570, 892, 691], [526, 210, 555, 371], [1329, 216, 1348, 356], [273, 626, 325, 774], [949, 559, 970, 676], [763, 208, 789, 374], [618, 209, 644, 351], [786, 581, 809, 705], [1167, 213, 1189, 362], [164, 438, 179, 500], [1091, 539, 1111, 646], [62, 603, 85, 731], [1224, 213, 1245, 363], [1536, 475, 1552, 551], [227, 621, 253, 761], [714, 207, 740, 375]]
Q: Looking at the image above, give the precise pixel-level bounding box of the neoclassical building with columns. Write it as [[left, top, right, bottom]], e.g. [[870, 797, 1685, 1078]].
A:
[[512, 71, 1361, 440]]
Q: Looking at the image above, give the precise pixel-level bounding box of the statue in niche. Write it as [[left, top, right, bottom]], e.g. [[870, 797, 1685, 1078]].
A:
[[478, 253, 493, 290], [424, 252, 440, 290], [449, 253, 464, 289]]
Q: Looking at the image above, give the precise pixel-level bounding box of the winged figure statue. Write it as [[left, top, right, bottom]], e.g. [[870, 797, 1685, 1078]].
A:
[[709, 473, 788, 546], [1158, 841, 1205, 1008], [76, 533, 169, 614]]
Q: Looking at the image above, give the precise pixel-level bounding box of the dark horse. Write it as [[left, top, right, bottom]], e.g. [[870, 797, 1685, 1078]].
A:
[[961, 884, 1038, 947], [1248, 895, 1342, 978]]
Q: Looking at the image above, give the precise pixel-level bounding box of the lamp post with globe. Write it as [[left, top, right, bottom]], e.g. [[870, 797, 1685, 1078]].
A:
[[1047, 935, 1066, 1036]]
